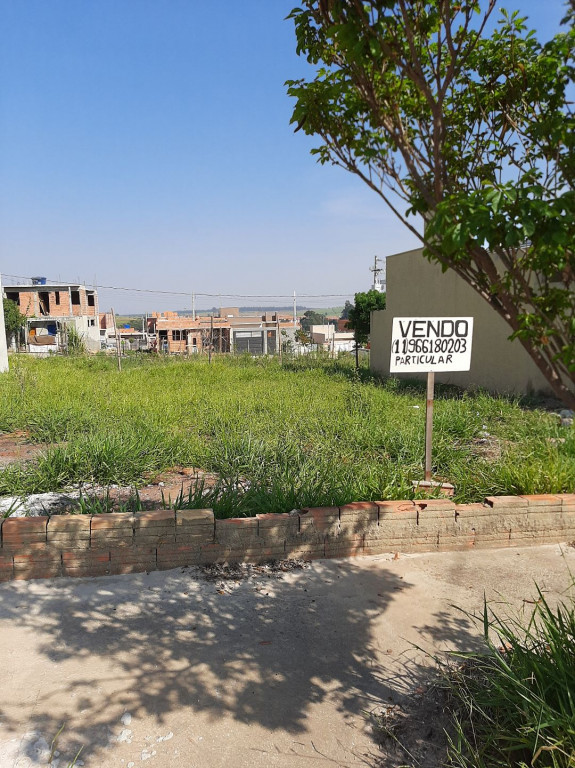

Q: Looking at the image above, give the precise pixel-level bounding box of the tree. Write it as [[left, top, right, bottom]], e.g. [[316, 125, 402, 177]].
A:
[[346, 290, 387, 346], [295, 328, 313, 346], [300, 310, 327, 331], [287, 1, 575, 407], [3, 299, 25, 346], [340, 300, 353, 321]]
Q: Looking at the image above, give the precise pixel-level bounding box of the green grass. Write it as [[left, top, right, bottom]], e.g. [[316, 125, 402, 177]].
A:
[[442, 581, 575, 767], [0, 353, 573, 516]]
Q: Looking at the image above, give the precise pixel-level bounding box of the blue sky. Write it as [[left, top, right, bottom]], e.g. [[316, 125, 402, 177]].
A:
[[0, 0, 569, 313]]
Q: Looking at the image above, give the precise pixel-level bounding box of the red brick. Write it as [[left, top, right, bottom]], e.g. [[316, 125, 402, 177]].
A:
[[2, 517, 47, 546], [485, 496, 528, 508], [376, 520, 418, 539], [284, 543, 325, 560], [325, 538, 364, 558], [256, 512, 290, 525], [413, 480, 455, 497], [109, 546, 156, 568], [215, 518, 259, 547], [175, 531, 214, 546], [109, 562, 156, 575], [47, 516, 91, 544], [416, 498, 456, 514], [91, 513, 134, 531], [199, 543, 231, 563], [157, 544, 201, 568], [90, 534, 132, 548], [0, 554, 13, 579], [134, 510, 175, 528], [520, 494, 564, 507], [377, 501, 418, 520], [454, 503, 491, 518], [472, 537, 514, 549], [13, 550, 60, 564], [298, 507, 339, 536], [256, 513, 296, 536], [61, 551, 111, 577], [47, 516, 91, 533], [176, 509, 213, 527], [134, 529, 176, 546], [224, 546, 287, 564], [0, 571, 14, 582], [339, 502, 378, 515], [62, 564, 112, 577], [2, 540, 49, 552], [13, 551, 61, 579], [339, 503, 378, 532], [46, 537, 91, 550], [62, 550, 110, 566], [437, 537, 476, 552]]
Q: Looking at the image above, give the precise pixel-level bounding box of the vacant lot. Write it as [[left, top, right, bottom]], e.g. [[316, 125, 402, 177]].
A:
[[0, 354, 573, 515]]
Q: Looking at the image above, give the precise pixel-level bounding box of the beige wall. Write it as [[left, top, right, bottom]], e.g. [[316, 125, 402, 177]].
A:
[[370, 248, 553, 396]]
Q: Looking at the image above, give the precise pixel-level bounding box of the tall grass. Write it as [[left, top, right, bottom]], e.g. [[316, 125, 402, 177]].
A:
[[0, 354, 572, 515], [443, 582, 575, 767]]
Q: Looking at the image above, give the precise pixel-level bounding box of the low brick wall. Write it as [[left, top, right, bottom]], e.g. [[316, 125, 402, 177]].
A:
[[0, 494, 574, 582]]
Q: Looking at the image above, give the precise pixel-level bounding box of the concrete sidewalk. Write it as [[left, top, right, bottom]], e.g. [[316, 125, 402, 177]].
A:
[[0, 544, 573, 768]]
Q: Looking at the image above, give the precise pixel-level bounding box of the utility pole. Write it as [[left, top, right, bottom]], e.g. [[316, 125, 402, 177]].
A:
[[369, 255, 386, 293], [111, 308, 122, 372], [277, 316, 282, 363], [0, 274, 9, 372], [293, 291, 297, 328], [209, 314, 213, 364], [191, 293, 196, 322]]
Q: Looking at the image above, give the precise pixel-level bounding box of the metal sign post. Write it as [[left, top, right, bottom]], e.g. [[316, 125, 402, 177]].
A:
[[425, 371, 434, 481], [390, 317, 474, 483]]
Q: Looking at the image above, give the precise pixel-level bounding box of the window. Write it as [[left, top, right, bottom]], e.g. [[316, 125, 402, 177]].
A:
[[6, 292, 19, 305], [54, 291, 60, 305], [38, 292, 50, 315], [88, 319, 95, 327], [87, 294, 95, 307], [172, 330, 182, 341], [71, 291, 80, 305]]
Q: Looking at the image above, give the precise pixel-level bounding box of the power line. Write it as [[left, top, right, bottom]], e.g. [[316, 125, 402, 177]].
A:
[[0, 273, 352, 299]]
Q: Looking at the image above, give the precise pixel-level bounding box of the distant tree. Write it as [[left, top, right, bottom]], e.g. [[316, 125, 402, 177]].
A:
[[346, 290, 386, 347], [300, 310, 326, 331], [3, 299, 25, 345], [340, 300, 353, 322], [130, 317, 144, 332], [116, 316, 144, 332], [295, 328, 312, 346]]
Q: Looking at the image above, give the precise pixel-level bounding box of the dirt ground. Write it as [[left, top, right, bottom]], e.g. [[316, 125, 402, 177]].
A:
[[0, 432, 47, 469], [0, 544, 574, 768]]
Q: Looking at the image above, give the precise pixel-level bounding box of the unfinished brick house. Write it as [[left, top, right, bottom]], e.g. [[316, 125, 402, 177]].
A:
[[3, 278, 100, 354], [148, 307, 296, 355]]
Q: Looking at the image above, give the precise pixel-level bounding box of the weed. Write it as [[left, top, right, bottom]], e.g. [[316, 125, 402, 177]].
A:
[[440, 580, 575, 767], [0, 355, 572, 515]]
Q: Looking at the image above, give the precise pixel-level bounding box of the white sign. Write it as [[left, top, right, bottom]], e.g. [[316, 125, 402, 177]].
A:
[[390, 317, 473, 372]]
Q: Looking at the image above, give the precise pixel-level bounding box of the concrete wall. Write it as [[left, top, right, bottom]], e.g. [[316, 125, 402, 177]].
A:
[[1, 494, 574, 581], [370, 248, 552, 396]]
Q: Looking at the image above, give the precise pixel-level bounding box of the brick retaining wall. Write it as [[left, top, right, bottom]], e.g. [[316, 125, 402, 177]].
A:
[[0, 494, 574, 581]]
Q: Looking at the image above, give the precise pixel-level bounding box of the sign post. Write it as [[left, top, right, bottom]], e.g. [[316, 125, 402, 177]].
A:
[[425, 371, 434, 481], [390, 317, 474, 482]]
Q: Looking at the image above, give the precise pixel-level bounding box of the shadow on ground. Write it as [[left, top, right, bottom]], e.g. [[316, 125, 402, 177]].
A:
[[0, 557, 485, 766]]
